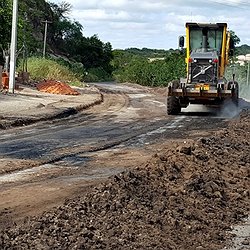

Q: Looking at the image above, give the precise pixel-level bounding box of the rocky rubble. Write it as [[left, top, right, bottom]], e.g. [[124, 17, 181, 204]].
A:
[[0, 110, 249, 250]]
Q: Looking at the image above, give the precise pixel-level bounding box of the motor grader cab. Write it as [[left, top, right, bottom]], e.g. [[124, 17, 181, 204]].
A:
[[167, 23, 238, 115]]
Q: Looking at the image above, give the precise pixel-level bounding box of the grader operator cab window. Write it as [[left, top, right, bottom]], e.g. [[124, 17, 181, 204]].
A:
[[190, 27, 223, 53]]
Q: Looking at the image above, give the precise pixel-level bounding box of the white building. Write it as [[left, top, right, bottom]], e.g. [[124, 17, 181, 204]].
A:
[[237, 54, 250, 65]]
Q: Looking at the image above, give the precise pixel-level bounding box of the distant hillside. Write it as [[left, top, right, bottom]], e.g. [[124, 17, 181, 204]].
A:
[[236, 44, 250, 55], [116, 48, 179, 59], [122, 45, 250, 58]]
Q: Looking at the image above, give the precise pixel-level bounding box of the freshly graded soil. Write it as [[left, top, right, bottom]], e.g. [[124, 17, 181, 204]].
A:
[[0, 111, 249, 250]]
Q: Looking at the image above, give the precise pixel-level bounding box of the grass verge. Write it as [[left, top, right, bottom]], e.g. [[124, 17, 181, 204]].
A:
[[18, 57, 80, 83]]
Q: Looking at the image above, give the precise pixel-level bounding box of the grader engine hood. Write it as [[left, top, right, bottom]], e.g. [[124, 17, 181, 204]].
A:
[[189, 50, 219, 83]]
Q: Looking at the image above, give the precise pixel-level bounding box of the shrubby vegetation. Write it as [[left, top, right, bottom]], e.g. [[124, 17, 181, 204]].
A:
[[18, 57, 78, 82], [112, 49, 186, 86], [225, 63, 250, 99], [51, 57, 86, 81]]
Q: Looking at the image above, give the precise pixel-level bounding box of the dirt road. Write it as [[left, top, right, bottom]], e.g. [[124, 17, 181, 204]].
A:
[[0, 82, 249, 249]]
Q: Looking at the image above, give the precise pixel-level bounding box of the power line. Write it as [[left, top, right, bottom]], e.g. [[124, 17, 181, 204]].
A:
[[210, 0, 250, 8]]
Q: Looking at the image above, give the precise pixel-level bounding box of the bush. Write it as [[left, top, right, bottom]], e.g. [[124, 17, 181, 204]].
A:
[[18, 57, 80, 82], [225, 63, 250, 99], [84, 67, 113, 82], [51, 56, 86, 81], [113, 52, 186, 87]]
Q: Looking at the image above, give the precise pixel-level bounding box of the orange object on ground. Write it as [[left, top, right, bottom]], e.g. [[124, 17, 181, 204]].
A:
[[2, 72, 9, 89], [37, 80, 80, 95]]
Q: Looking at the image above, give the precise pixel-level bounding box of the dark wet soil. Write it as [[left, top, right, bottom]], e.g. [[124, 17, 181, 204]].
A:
[[0, 110, 249, 249]]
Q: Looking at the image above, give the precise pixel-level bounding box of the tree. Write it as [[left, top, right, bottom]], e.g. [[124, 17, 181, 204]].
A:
[[0, 0, 12, 65], [229, 30, 240, 56], [0, 0, 114, 80], [0, 0, 12, 47], [49, 1, 74, 47], [49, 1, 72, 19]]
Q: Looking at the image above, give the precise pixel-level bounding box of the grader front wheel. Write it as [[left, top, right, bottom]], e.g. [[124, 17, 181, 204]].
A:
[[227, 81, 239, 106], [167, 96, 181, 115]]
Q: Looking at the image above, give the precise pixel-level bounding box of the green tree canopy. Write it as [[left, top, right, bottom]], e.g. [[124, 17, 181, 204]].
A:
[[0, 0, 113, 80], [229, 30, 240, 56], [0, 0, 12, 64]]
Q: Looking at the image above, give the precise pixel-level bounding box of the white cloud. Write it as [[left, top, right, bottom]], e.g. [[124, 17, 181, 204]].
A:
[[52, 0, 250, 49], [74, 9, 132, 22]]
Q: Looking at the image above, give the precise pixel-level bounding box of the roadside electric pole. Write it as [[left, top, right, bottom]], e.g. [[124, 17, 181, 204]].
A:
[[247, 61, 250, 86], [42, 20, 52, 58], [9, 0, 18, 94]]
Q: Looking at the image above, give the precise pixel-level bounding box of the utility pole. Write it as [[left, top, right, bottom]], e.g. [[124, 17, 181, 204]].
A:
[[247, 61, 250, 86], [42, 20, 52, 58], [9, 0, 18, 94]]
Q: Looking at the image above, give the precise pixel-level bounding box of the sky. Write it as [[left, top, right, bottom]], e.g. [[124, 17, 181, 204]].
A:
[[51, 0, 250, 50]]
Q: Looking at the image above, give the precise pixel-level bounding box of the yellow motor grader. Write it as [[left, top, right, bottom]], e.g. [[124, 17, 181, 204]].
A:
[[167, 22, 239, 115]]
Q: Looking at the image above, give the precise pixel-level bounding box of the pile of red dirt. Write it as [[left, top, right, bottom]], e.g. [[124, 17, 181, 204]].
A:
[[0, 111, 249, 249], [37, 80, 80, 95]]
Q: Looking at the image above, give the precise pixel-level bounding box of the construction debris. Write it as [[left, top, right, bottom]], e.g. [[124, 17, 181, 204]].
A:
[[1, 72, 9, 89]]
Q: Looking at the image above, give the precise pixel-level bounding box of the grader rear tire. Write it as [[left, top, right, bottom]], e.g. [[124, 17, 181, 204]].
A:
[[227, 81, 239, 106], [167, 96, 181, 115]]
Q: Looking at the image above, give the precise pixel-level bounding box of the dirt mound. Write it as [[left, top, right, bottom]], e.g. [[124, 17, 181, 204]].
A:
[[37, 80, 80, 95], [0, 111, 249, 249]]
